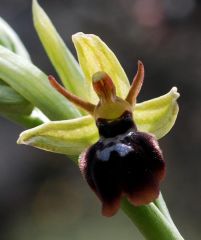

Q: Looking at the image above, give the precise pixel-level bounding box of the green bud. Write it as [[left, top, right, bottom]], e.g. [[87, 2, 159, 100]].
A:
[[0, 80, 33, 115], [0, 46, 81, 121], [0, 17, 30, 59]]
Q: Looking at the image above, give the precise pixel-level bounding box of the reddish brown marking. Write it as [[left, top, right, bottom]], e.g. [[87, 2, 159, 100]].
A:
[[92, 72, 116, 102], [127, 183, 160, 206], [102, 197, 121, 217]]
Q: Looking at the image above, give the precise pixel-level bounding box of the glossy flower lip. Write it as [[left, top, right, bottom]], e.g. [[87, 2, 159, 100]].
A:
[[79, 112, 166, 216]]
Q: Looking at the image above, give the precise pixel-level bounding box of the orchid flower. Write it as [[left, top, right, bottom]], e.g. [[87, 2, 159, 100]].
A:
[[0, 1, 184, 239]]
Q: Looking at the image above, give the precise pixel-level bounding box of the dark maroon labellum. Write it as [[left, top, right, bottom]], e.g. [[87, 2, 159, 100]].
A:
[[79, 111, 165, 217]]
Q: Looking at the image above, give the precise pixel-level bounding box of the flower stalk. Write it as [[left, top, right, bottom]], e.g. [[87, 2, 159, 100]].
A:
[[121, 199, 184, 240]]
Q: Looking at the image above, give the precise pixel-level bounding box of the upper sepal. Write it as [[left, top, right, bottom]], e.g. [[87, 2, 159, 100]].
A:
[[72, 33, 130, 102]]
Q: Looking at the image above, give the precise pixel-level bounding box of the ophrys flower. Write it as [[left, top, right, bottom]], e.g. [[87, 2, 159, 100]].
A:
[[47, 62, 166, 216], [0, 1, 184, 239]]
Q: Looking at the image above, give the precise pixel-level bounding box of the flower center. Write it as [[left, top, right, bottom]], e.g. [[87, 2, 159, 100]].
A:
[[92, 72, 132, 120], [96, 111, 136, 138], [48, 61, 144, 122]]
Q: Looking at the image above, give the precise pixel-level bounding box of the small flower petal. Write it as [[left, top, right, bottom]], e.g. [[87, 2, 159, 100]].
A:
[[72, 32, 130, 102]]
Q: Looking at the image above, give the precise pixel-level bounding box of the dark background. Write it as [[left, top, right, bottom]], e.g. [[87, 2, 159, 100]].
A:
[[0, 0, 200, 239]]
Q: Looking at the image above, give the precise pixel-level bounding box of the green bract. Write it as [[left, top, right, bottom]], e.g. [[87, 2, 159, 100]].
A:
[[0, 16, 30, 59], [32, 0, 88, 100], [0, 46, 81, 120], [0, 80, 33, 115], [0, 17, 39, 126]]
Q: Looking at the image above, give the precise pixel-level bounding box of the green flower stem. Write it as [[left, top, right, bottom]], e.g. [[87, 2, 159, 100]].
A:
[[154, 192, 177, 227], [121, 199, 184, 240]]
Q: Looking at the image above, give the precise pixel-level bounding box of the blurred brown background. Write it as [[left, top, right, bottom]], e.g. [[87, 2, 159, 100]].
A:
[[0, 0, 200, 239]]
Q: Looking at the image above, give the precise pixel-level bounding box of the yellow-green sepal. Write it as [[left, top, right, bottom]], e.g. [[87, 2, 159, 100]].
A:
[[135, 87, 179, 139], [17, 116, 98, 159], [32, 0, 88, 100], [72, 32, 130, 103]]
